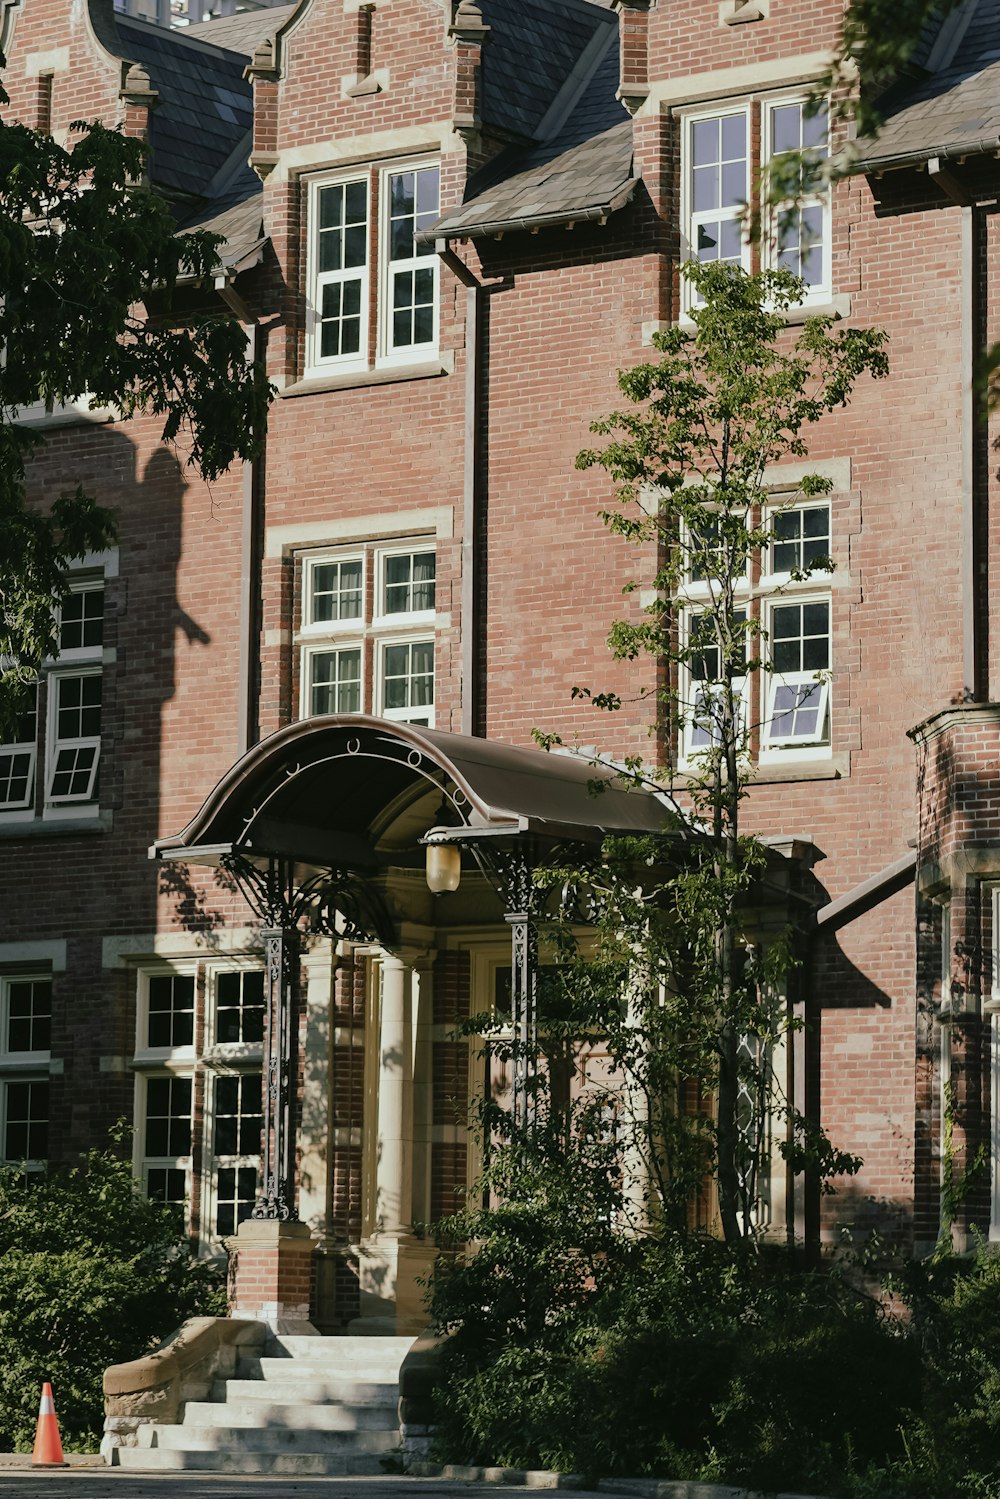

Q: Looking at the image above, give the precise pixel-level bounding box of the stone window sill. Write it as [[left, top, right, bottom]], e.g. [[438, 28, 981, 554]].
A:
[[0, 813, 113, 839], [281, 353, 454, 399]]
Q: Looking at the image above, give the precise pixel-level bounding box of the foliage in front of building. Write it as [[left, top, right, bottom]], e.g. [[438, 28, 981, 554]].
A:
[[429, 1168, 1000, 1498], [0, 1141, 224, 1452]]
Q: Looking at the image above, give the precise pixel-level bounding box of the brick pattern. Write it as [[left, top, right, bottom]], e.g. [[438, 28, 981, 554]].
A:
[[3, 0, 1000, 1268]]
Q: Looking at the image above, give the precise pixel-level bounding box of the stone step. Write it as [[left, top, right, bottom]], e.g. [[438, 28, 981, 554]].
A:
[[182, 1400, 398, 1432], [268, 1335, 415, 1362], [211, 1376, 398, 1406], [241, 1356, 407, 1383], [115, 1448, 393, 1475], [140, 1424, 399, 1456]]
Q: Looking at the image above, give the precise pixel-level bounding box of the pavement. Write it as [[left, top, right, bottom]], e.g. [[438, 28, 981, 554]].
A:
[[0, 1471, 607, 1499]]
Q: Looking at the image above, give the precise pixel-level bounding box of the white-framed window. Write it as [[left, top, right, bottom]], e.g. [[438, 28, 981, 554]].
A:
[[298, 541, 437, 727], [677, 497, 833, 764], [0, 575, 106, 822], [762, 597, 830, 748], [681, 96, 830, 310], [680, 607, 749, 762], [305, 160, 440, 377], [0, 973, 51, 1172], [684, 108, 750, 282], [134, 961, 263, 1246], [207, 1071, 263, 1238], [764, 98, 830, 297]]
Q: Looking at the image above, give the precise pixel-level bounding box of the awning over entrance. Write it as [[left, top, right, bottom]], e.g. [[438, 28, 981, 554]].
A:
[[150, 715, 670, 871]]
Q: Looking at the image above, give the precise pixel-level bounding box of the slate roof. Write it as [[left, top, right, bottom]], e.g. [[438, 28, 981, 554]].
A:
[[177, 186, 264, 271], [857, 0, 1000, 170], [478, 0, 617, 141], [116, 16, 254, 200], [184, 4, 296, 57], [423, 7, 634, 240]]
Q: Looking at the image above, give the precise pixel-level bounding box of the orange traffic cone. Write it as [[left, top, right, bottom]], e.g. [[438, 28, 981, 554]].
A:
[[31, 1382, 66, 1467]]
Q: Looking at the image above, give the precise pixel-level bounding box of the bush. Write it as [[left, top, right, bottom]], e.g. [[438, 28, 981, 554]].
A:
[[0, 1145, 224, 1452], [429, 1211, 1000, 1497], [427, 1206, 930, 1494]]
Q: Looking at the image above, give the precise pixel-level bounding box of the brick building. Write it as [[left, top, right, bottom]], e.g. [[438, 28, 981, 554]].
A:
[[1, 0, 999, 1331]]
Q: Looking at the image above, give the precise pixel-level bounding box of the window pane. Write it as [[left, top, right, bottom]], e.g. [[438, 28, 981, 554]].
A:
[[144, 1076, 191, 1157], [311, 559, 363, 624], [0, 749, 34, 809], [4, 1080, 47, 1161], [147, 974, 194, 1048], [48, 744, 99, 801], [691, 117, 718, 168], [216, 970, 265, 1045], [721, 112, 746, 163], [772, 103, 801, 155], [692, 165, 718, 215], [7, 980, 51, 1053], [59, 589, 104, 652]]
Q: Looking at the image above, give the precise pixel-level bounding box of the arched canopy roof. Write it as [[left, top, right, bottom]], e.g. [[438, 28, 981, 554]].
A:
[[151, 716, 670, 872]]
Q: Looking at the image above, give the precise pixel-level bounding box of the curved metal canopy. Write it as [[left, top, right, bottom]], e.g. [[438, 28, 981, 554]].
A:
[[151, 715, 669, 870]]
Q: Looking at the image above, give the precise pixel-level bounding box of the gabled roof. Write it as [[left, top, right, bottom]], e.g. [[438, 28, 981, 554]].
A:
[[423, 10, 634, 241], [184, 3, 296, 54], [479, 0, 617, 141], [117, 16, 253, 200], [857, 0, 1000, 171]]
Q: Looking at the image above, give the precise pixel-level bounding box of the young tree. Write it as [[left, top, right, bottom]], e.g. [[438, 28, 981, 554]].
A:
[[0, 99, 270, 733], [552, 260, 888, 1244]]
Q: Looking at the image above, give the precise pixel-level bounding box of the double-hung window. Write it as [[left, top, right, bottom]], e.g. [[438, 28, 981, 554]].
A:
[[0, 974, 51, 1172], [299, 542, 437, 727], [687, 110, 749, 277], [678, 498, 833, 765], [306, 161, 440, 377], [0, 576, 105, 822], [682, 97, 830, 308], [134, 964, 264, 1244], [760, 499, 832, 754]]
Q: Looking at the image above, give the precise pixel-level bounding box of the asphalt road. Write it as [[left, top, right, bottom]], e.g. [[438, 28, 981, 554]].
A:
[[0, 1474, 605, 1499]]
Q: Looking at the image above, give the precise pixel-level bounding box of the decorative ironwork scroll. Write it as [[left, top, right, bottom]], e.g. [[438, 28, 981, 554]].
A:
[[220, 850, 395, 1221]]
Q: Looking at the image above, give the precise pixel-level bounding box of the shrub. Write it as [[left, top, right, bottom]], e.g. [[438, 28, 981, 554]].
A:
[[0, 1144, 224, 1452]]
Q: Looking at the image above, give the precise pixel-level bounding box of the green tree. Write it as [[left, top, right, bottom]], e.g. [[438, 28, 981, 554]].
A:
[[0, 96, 269, 732], [0, 1142, 224, 1452], [532, 259, 885, 1244]]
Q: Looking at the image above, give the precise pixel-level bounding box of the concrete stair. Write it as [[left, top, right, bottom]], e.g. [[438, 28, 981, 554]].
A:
[[114, 1334, 416, 1474]]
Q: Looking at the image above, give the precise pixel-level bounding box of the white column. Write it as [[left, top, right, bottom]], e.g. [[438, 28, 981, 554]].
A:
[[297, 939, 334, 1233], [375, 953, 414, 1235]]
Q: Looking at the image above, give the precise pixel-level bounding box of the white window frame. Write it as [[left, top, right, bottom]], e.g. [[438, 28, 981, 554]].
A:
[[377, 160, 441, 367], [203, 1066, 262, 1243], [44, 665, 102, 808], [300, 552, 366, 635], [296, 539, 437, 725], [0, 971, 52, 1172], [135, 965, 198, 1065], [761, 499, 832, 586], [136, 1071, 194, 1217], [678, 607, 749, 767], [681, 105, 751, 313], [762, 95, 831, 303], [304, 158, 441, 379], [373, 544, 437, 627], [0, 685, 37, 814], [760, 593, 831, 755], [300, 641, 366, 719], [305, 173, 371, 377], [377, 634, 436, 727]]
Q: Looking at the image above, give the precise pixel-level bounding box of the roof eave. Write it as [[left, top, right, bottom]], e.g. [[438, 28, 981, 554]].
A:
[[857, 133, 1000, 175], [417, 177, 639, 243]]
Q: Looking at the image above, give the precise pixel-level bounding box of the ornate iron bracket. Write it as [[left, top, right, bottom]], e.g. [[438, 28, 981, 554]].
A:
[[219, 850, 395, 1222]]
